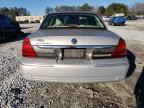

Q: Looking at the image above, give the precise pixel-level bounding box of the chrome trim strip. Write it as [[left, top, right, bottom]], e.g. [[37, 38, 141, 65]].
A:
[[37, 45, 115, 49], [93, 54, 112, 57], [95, 63, 129, 67]]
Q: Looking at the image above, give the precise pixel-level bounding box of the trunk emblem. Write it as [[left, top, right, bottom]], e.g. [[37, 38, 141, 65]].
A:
[[71, 38, 77, 45]]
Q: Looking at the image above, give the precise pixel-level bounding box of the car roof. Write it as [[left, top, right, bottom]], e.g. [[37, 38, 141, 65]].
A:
[[111, 16, 124, 18], [0, 14, 11, 19], [0, 14, 7, 17], [47, 11, 98, 15]]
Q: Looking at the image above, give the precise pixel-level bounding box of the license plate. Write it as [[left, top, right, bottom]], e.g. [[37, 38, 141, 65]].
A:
[[64, 49, 85, 59]]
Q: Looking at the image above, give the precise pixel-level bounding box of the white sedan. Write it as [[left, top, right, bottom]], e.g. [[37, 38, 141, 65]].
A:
[[20, 12, 129, 83], [103, 16, 110, 22]]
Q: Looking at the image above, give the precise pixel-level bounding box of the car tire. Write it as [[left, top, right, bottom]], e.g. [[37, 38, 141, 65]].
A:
[[0, 35, 6, 42], [0, 30, 2, 42], [108, 22, 112, 25], [2, 35, 6, 41], [112, 23, 115, 26], [0, 35, 2, 42]]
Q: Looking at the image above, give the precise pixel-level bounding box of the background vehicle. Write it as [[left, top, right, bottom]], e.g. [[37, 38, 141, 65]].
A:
[[0, 15, 21, 41], [114, 13, 125, 17], [30, 20, 40, 23], [108, 16, 126, 26], [102, 16, 110, 22], [20, 12, 129, 83], [126, 15, 138, 20]]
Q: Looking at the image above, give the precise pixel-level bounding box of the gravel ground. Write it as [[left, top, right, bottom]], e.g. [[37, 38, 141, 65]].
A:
[[0, 21, 144, 108]]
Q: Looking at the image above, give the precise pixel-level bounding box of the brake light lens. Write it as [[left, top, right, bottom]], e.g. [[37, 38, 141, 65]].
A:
[[112, 38, 127, 58], [22, 37, 37, 57]]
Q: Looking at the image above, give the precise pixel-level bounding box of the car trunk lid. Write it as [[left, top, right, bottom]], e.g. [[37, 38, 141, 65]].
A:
[[23, 29, 125, 60], [29, 29, 119, 46]]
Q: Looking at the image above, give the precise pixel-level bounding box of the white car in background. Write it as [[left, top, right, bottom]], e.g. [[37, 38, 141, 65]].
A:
[[102, 16, 110, 22]]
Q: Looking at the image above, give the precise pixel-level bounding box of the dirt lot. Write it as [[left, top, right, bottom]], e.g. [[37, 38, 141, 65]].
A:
[[0, 21, 144, 108]]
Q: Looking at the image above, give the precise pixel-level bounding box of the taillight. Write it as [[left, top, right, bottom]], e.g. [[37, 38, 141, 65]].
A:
[[112, 38, 127, 58], [22, 37, 37, 57]]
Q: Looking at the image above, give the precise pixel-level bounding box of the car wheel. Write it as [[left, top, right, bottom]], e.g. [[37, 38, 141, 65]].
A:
[[122, 23, 125, 26], [0, 35, 6, 42], [2, 36, 6, 41], [112, 23, 115, 26], [0, 31, 2, 42], [0, 35, 2, 42], [108, 22, 112, 25]]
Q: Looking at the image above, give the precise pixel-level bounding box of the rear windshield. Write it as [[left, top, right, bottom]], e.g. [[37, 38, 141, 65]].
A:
[[40, 13, 105, 29]]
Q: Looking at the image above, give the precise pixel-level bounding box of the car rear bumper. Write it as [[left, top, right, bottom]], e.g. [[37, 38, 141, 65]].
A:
[[114, 22, 125, 25], [0, 30, 19, 38], [20, 57, 129, 83]]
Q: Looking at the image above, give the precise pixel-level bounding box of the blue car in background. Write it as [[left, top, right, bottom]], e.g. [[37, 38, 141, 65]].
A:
[[108, 16, 126, 26]]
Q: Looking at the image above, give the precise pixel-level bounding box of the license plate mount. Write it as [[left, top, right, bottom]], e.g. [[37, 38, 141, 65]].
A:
[[64, 49, 85, 59]]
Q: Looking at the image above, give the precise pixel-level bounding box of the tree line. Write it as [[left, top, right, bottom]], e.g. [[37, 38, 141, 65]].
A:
[[46, 3, 95, 14], [0, 2, 143, 20], [0, 7, 30, 20], [46, 2, 144, 16]]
